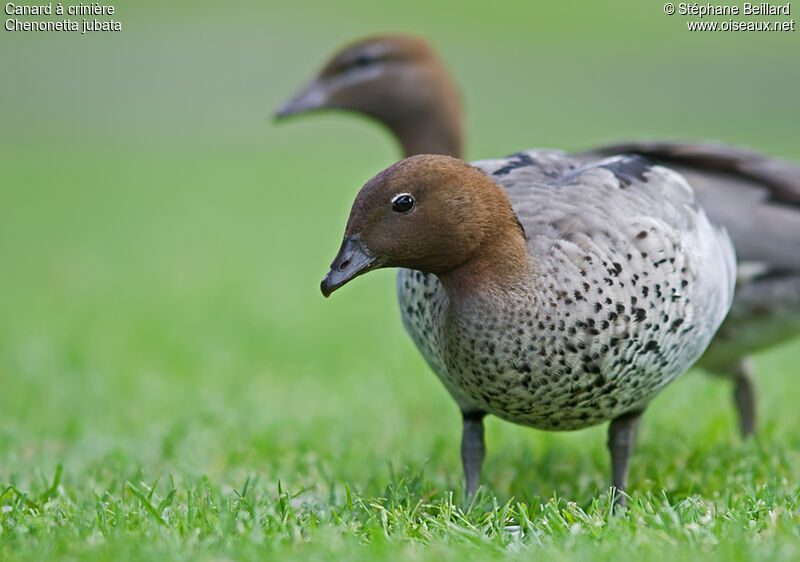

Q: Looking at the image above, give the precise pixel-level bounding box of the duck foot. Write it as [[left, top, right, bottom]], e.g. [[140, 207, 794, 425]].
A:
[[608, 409, 643, 512], [734, 357, 757, 438], [461, 411, 486, 500]]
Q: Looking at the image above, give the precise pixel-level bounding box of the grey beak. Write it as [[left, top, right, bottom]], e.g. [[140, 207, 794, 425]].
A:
[[274, 80, 328, 120], [321, 235, 379, 297]]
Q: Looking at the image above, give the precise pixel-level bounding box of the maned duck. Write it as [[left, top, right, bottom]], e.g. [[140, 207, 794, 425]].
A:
[[321, 152, 736, 506]]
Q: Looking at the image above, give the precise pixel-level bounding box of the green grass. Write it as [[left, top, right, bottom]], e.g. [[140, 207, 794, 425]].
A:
[[2, 1, 800, 559]]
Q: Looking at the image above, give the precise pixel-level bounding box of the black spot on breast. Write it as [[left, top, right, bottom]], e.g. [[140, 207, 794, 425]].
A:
[[583, 362, 601, 374], [668, 318, 684, 333], [643, 340, 660, 354]]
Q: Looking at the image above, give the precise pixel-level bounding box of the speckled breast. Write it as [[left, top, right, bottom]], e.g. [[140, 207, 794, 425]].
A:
[[440, 281, 697, 430], [400, 242, 712, 431]]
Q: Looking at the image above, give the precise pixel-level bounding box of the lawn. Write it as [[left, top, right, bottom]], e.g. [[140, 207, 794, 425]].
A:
[[1, 1, 799, 560]]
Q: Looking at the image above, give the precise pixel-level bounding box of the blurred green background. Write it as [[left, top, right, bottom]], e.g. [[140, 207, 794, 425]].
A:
[[1, 0, 799, 552]]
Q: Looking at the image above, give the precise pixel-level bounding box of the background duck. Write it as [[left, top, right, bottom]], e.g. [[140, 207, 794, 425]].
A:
[[276, 34, 800, 439], [275, 35, 463, 158], [321, 151, 736, 506]]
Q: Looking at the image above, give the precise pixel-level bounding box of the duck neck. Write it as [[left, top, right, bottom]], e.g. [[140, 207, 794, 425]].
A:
[[393, 112, 463, 158], [375, 81, 462, 157], [438, 230, 535, 309]]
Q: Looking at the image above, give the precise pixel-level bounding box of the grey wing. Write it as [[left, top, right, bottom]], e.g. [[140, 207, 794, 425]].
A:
[[474, 150, 737, 350], [580, 141, 800, 365], [580, 140, 800, 273], [473, 149, 722, 243]]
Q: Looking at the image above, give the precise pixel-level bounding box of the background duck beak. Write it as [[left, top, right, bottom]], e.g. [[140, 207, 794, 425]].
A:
[[321, 235, 379, 297], [274, 80, 328, 120]]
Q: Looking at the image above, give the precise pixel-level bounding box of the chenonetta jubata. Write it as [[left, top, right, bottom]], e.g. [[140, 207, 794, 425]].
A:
[[277, 34, 800, 439], [321, 151, 736, 506], [275, 35, 462, 157]]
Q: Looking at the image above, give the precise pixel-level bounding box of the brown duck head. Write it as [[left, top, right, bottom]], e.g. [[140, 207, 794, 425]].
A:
[[275, 35, 464, 158], [321, 155, 529, 300]]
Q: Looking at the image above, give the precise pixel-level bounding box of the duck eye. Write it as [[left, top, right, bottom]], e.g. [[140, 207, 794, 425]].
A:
[[391, 193, 414, 213], [351, 54, 376, 68]]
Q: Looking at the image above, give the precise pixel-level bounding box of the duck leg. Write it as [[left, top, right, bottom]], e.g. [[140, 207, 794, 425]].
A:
[[461, 411, 486, 499], [607, 409, 643, 510], [733, 357, 757, 438]]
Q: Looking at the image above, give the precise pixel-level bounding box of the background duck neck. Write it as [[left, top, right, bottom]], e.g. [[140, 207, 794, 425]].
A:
[[391, 111, 463, 158]]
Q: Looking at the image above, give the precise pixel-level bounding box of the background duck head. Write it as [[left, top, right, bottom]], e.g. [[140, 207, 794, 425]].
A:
[[275, 35, 464, 158]]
